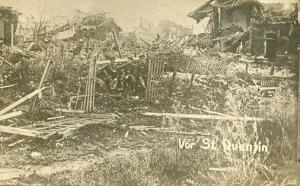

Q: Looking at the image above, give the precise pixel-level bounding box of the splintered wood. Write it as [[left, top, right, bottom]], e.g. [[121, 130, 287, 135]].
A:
[[145, 54, 165, 101], [0, 116, 114, 140], [82, 56, 97, 113]]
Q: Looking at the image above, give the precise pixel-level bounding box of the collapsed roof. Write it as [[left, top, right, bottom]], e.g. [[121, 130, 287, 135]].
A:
[[73, 11, 122, 32], [0, 6, 21, 17], [187, 0, 263, 23], [43, 11, 122, 40], [187, 0, 297, 24]]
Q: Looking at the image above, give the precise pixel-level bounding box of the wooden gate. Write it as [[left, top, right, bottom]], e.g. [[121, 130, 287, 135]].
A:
[[145, 54, 165, 101]]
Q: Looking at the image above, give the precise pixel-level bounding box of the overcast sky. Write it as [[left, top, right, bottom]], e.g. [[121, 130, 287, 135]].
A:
[[0, 0, 298, 33]]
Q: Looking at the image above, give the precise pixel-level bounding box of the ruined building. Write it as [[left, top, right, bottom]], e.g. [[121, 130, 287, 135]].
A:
[[0, 6, 19, 45], [188, 0, 299, 56]]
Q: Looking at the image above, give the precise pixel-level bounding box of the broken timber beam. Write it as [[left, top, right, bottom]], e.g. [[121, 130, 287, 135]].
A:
[[37, 60, 52, 99], [31, 60, 52, 112], [143, 112, 264, 122], [0, 125, 43, 137], [0, 87, 48, 116], [0, 111, 23, 121]]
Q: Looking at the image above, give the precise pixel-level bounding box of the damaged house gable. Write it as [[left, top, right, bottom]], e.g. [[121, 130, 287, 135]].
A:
[[0, 6, 20, 45], [187, 0, 263, 33], [50, 12, 122, 41], [188, 0, 298, 55], [73, 12, 121, 41]]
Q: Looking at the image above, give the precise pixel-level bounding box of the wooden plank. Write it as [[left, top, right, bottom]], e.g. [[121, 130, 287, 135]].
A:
[[188, 106, 229, 116], [47, 116, 65, 121], [130, 126, 211, 136], [209, 167, 237, 172], [96, 58, 127, 65], [0, 125, 43, 137], [0, 111, 23, 121], [8, 139, 26, 147], [143, 112, 264, 122], [0, 87, 48, 116], [0, 84, 15, 89], [59, 112, 111, 119], [56, 109, 85, 114]]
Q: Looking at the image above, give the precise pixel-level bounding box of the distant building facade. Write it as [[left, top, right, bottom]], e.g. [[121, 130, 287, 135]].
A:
[[157, 20, 193, 39]]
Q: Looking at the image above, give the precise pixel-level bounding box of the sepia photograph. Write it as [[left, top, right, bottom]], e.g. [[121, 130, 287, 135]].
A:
[[0, 0, 299, 185]]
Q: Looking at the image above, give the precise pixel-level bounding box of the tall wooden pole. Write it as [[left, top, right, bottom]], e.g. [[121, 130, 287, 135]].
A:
[[297, 44, 300, 185], [297, 45, 300, 164], [297, 0, 300, 166], [296, 2, 300, 183]]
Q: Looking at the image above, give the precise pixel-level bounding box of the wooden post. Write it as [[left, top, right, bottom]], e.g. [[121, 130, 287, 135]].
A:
[[75, 83, 81, 110], [186, 72, 196, 98], [169, 56, 177, 96], [10, 23, 14, 47], [146, 59, 152, 100], [212, 1, 220, 36], [159, 56, 165, 99], [92, 58, 96, 110], [150, 59, 154, 101], [153, 56, 159, 100], [112, 29, 122, 58]]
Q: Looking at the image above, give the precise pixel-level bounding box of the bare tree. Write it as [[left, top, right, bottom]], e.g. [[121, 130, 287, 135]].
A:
[[31, 0, 48, 43]]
